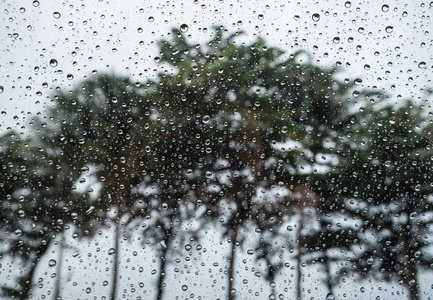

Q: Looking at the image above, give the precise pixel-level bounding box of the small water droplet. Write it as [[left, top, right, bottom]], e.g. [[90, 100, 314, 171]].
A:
[[367, 257, 374, 265], [180, 24, 189, 32], [333, 37, 340, 44], [418, 61, 426, 68], [148, 16, 154, 22], [312, 13, 320, 21], [49, 59, 58, 67], [182, 285, 188, 291], [293, 15, 300, 21], [19, 7, 26, 13], [344, 1, 351, 8], [281, 126, 288, 133], [247, 249, 254, 255], [32, 0, 40, 7], [162, 203, 168, 210], [258, 14, 264, 20], [86, 287, 91, 294], [185, 244, 192, 251], [0, 86, 3, 93], [108, 248, 116, 255], [202, 115, 210, 123], [67, 74, 74, 80], [326, 293, 335, 300], [385, 26, 393, 33], [53, 12, 61, 19], [154, 56, 161, 63], [382, 4, 389, 12], [48, 259, 57, 267]]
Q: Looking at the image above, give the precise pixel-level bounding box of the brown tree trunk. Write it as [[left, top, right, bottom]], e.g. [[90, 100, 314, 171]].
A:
[[53, 233, 64, 300], [227, 223, 240, 300], [110, 210, 121, 300], [296, 205, 304, 300], [20, 241, 51, 300], [156, 236, 169, 300]]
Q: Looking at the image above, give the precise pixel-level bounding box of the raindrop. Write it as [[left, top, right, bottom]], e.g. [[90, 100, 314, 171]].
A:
[[67, 74, 74, 80], [312, 13, 320, 21], [108, 248, 116, 255], [247, 249, 254, 255], [0, 86, 3, 93], [137, 27, 143, 33], [382, 4, 389, 12], [344, 1, 351, 8], [86, 288, 91, 294], [103, 281, 109, 286], [53, 12, 61, 19], [293, 15, 300, 21], [258, 14, 264, 20], [33, 0, 40, 7], [48, 259, 57, 267], [49, 59, 58, 67], [180, 24, 189, 32], [418, 61, 426, 68], [162, 203, 168, 210], [71, 212, 78, 220], [19, 7, 26, 13], [367, 257, 374, 265], [333, 37, 340, 44], [154, 56, 161, 63], [15, 229, 22, 236], [182, 285, 188, 291], [385, 26, 393, 33], [148, 16, 154, 22], [354, 78, 362, 85], [185, 244, 192, 251], [202, 115, 210, 123], [281, 126, 288, 133]]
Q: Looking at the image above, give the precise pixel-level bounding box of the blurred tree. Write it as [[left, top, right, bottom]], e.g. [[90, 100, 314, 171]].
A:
[[335, 102, 433, 300]]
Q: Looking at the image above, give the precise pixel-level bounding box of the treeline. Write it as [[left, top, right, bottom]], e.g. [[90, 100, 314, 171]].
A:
[[1, 26, 432, 300]]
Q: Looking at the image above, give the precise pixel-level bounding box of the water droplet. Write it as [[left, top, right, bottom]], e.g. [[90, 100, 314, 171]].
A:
[[15, 229, 22, 236], [312, 13, 320, 22], [281, 126, 288, 133], [148, 16, 154, 22], [137, 27, 143, 33], [326, 293, 335, 300], [154, 56, 161, 63], [182, 285, 188, 291], [293, 15, 300, 21], [202, 115, 210, 123], [418, 61, 426, 68], [103, 281, 109, 286], [382, 4, 389, 12], [180, 24, 189, 32], [108, 248, 116, 255], [247, 249, 254, 255], [0, 86, 3, 93], [86, 287, 91, 294], [258, 14, 264, 20], [333, 37, 340, 44], [67, 74, 74, 80], [354, 78, 362, 85], [160, 241, 167, 249], [385, 26, 393, 33], [48, 259, 57, 267], [230, 289, 237, 295], [185, 244, 192, 251], [53, 12, 61, 19], [344, 1, 351, 8], [33, 0, 40, 7], [49, 59, 58, 67], [367, 257, 374, 265], [19, 7, 26, 13], [162, 203, 168, 210]]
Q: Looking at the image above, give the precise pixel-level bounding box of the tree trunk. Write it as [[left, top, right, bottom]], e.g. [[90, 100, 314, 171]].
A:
[[406, 259, 420, 300], [227, 223, 240, 300], [110, 213, 121, 300], [156, 236, 169, 300], [324, 255, 333, 296], [296, 205, 304, 300], [400, 218, 420, 300], [53, 233, 65, 300], [20, 241, 51, 300]]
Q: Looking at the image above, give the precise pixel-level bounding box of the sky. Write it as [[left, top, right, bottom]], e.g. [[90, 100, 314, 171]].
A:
[[1, 0, 433, 299]]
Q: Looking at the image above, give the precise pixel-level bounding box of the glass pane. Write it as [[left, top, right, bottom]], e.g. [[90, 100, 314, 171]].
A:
[[1, 1, 432, 300]]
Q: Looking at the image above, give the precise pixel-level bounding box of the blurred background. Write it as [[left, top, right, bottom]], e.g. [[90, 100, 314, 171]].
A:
[[1, 1, 432, 299]]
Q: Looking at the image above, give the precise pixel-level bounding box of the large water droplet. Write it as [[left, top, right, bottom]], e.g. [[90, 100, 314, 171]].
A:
[[53, 12, 61, 19], [312, 13, 320, 22], [48, 259, 57, 267], [385, 26, 394, 33], [49, 59, 58, 67], [180, 24, 189, 32], [326, 293, 335, 300]]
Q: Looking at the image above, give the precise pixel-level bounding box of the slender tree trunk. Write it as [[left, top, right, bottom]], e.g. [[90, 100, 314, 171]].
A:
[[53, 233, 65, 300], [111, 210, 121, 300], [323, 255, 333, 296], [296, 205, 304, 300], [400, 220, 420, 300], [20, 241, 51, 300], [156, 236, 169, 300], [228, 223, 240, 300]]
